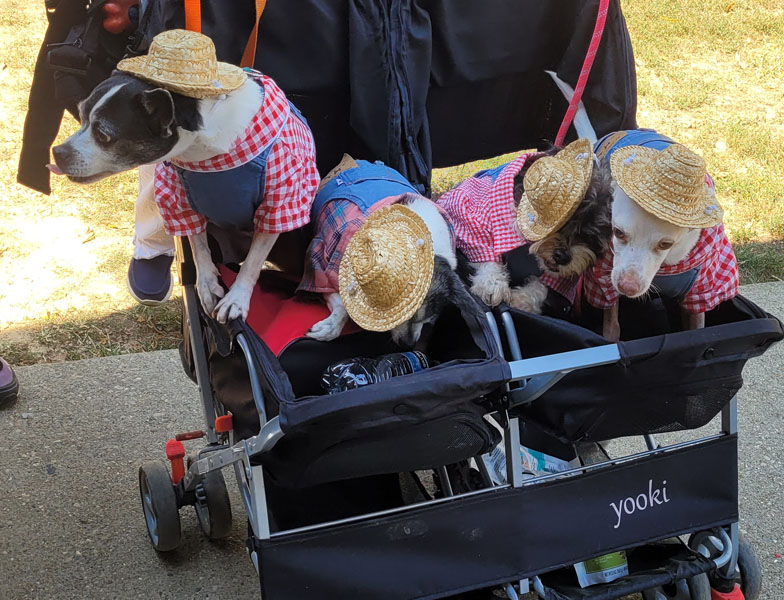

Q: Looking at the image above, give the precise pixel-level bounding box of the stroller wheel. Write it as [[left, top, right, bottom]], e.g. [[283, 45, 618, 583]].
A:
[[194, 469, 232, 540], [733, 532, 762, 600], [642, 573, 711, 600], [139, 461, 182, 552], [690, 529, 763, 599]]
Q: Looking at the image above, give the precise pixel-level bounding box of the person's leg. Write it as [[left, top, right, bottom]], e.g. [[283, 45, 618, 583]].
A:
[[0, 357, 19, 408], [127, 164, 175, 305]]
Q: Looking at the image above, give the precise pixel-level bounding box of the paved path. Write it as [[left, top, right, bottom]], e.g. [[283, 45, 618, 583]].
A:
[[1, 283, 782, 599]]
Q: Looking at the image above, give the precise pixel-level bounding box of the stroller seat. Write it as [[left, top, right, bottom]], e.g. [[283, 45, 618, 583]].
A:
[[203, 266, 507, 489]]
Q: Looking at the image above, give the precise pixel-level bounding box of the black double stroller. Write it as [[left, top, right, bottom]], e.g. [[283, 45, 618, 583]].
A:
[[125, 2, 783, 599]]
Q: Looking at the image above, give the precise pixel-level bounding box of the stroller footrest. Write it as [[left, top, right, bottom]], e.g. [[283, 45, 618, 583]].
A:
[[539, 541, 714, 600]]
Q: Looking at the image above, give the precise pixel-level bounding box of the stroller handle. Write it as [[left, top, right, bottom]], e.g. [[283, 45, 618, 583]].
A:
[[507, 344, 621, 381]]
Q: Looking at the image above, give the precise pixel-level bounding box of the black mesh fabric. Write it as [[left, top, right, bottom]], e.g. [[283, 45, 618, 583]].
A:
[[539, 541, 714, 600], [504, 295, 782, 443]]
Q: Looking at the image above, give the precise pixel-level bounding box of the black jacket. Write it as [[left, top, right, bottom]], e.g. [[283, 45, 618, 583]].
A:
[[18, 0, 637, 195]]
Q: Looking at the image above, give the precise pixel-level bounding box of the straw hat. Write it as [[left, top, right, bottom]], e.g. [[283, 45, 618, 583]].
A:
[[610, 144, 722, 228], [117, 30, 246, 99], [516, 138, 594, 241], [339, 204, 434, 332], [317, 154, 359, 193]]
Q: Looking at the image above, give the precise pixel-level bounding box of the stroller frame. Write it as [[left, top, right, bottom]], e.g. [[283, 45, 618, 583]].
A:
[[137, 236, 751, 600]]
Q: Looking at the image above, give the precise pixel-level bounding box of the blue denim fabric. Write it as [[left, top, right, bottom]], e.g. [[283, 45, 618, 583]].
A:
[[652, 269, 700, 302], [595, 128, 675, 161], [175, 100, 308, 231], [311, 160, 419, 219], [470, 163, 508, 182]]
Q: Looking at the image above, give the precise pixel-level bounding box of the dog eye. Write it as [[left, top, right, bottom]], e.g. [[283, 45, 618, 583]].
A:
[[658, 240, 674, 251], [93, 127, 113, 144], [612, 227, 626, 241]]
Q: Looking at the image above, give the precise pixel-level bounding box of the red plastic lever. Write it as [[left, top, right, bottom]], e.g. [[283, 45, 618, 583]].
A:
[[175, 430, 206, 441], [165, 439, 186, 484], [215, 414, 234, 434], [102, 0, 139, 34]]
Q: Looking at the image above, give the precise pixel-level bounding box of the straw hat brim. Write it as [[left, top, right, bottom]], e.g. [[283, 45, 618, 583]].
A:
[[117, 56, 247, 99], [339, 205, 435, 332], [516, 174, 585, 241], [611, 146, 723, 228], [516, 139, 594, 241]]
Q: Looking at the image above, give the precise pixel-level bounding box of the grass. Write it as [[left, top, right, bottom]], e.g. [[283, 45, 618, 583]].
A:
[[1, 0, 783, 365]]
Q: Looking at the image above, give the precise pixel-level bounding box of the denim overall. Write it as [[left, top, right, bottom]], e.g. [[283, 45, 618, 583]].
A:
[[595, 129, 698, 301], [174, 97, 309, 231], [470, 162, 509, 183], [311, 160, 419, 218]]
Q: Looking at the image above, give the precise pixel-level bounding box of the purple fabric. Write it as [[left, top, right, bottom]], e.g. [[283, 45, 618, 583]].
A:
[[0, 357, 19, 406]]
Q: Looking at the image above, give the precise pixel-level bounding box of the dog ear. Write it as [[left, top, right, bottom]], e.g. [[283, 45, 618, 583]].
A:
[[140, 88, 175, 138]]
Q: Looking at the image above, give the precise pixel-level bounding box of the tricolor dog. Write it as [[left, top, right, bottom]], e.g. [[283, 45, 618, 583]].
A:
[[437, 139, 612, 316], [299, 157, 478, 346], [49, 30, 319, 323]]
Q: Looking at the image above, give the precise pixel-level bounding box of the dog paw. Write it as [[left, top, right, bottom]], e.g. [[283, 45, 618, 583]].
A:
[[213, 284, 251, 323], [470, 262, 510, 307], [306, 314, 345, 341], [508, 279, 548, 314], [196, 267, 225, 315]]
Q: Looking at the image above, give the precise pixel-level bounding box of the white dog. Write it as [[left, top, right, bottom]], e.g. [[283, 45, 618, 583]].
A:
[[553, 73, 738, 340], [296, 158, 478, 346]]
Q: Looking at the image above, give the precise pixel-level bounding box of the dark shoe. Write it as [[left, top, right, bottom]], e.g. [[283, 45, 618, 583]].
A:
[[127, 255, 174, 306], [0, 357, 19, 408]]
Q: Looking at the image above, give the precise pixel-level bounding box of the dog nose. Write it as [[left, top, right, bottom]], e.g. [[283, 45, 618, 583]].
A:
[[617, 274, 641, 297], [553, 248, 571, 266], [52, 144, 72, 166]]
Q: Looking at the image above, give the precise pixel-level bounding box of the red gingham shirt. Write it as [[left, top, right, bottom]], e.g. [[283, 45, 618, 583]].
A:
[[154, 73, 319, 236], [437, 155, 533, 263], [437, 154, 580, 303], [582, 224, 739, 314]]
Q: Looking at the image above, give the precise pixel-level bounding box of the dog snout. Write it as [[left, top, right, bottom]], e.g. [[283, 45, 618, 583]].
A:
[[552, 247, 571, 266], [617, 272, 643, 297], [52, 144, 73, 168]]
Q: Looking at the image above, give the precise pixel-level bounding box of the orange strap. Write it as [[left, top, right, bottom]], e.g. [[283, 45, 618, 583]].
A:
[[184, 0, 201, 32], [240, 0, 267, 68]]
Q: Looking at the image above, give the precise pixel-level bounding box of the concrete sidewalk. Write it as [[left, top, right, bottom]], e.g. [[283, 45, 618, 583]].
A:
[[1, 283, 782, 599]]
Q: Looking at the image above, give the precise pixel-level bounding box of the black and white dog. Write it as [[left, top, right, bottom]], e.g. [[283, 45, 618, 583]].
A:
[[50, 58, 318, 323], [301, 157, 481, 347]]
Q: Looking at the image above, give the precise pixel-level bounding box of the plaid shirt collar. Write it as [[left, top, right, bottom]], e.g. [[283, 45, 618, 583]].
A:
[[584, 223, 738, 312], [657, 226, 721, 275], [169, 72, 290, 173]]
